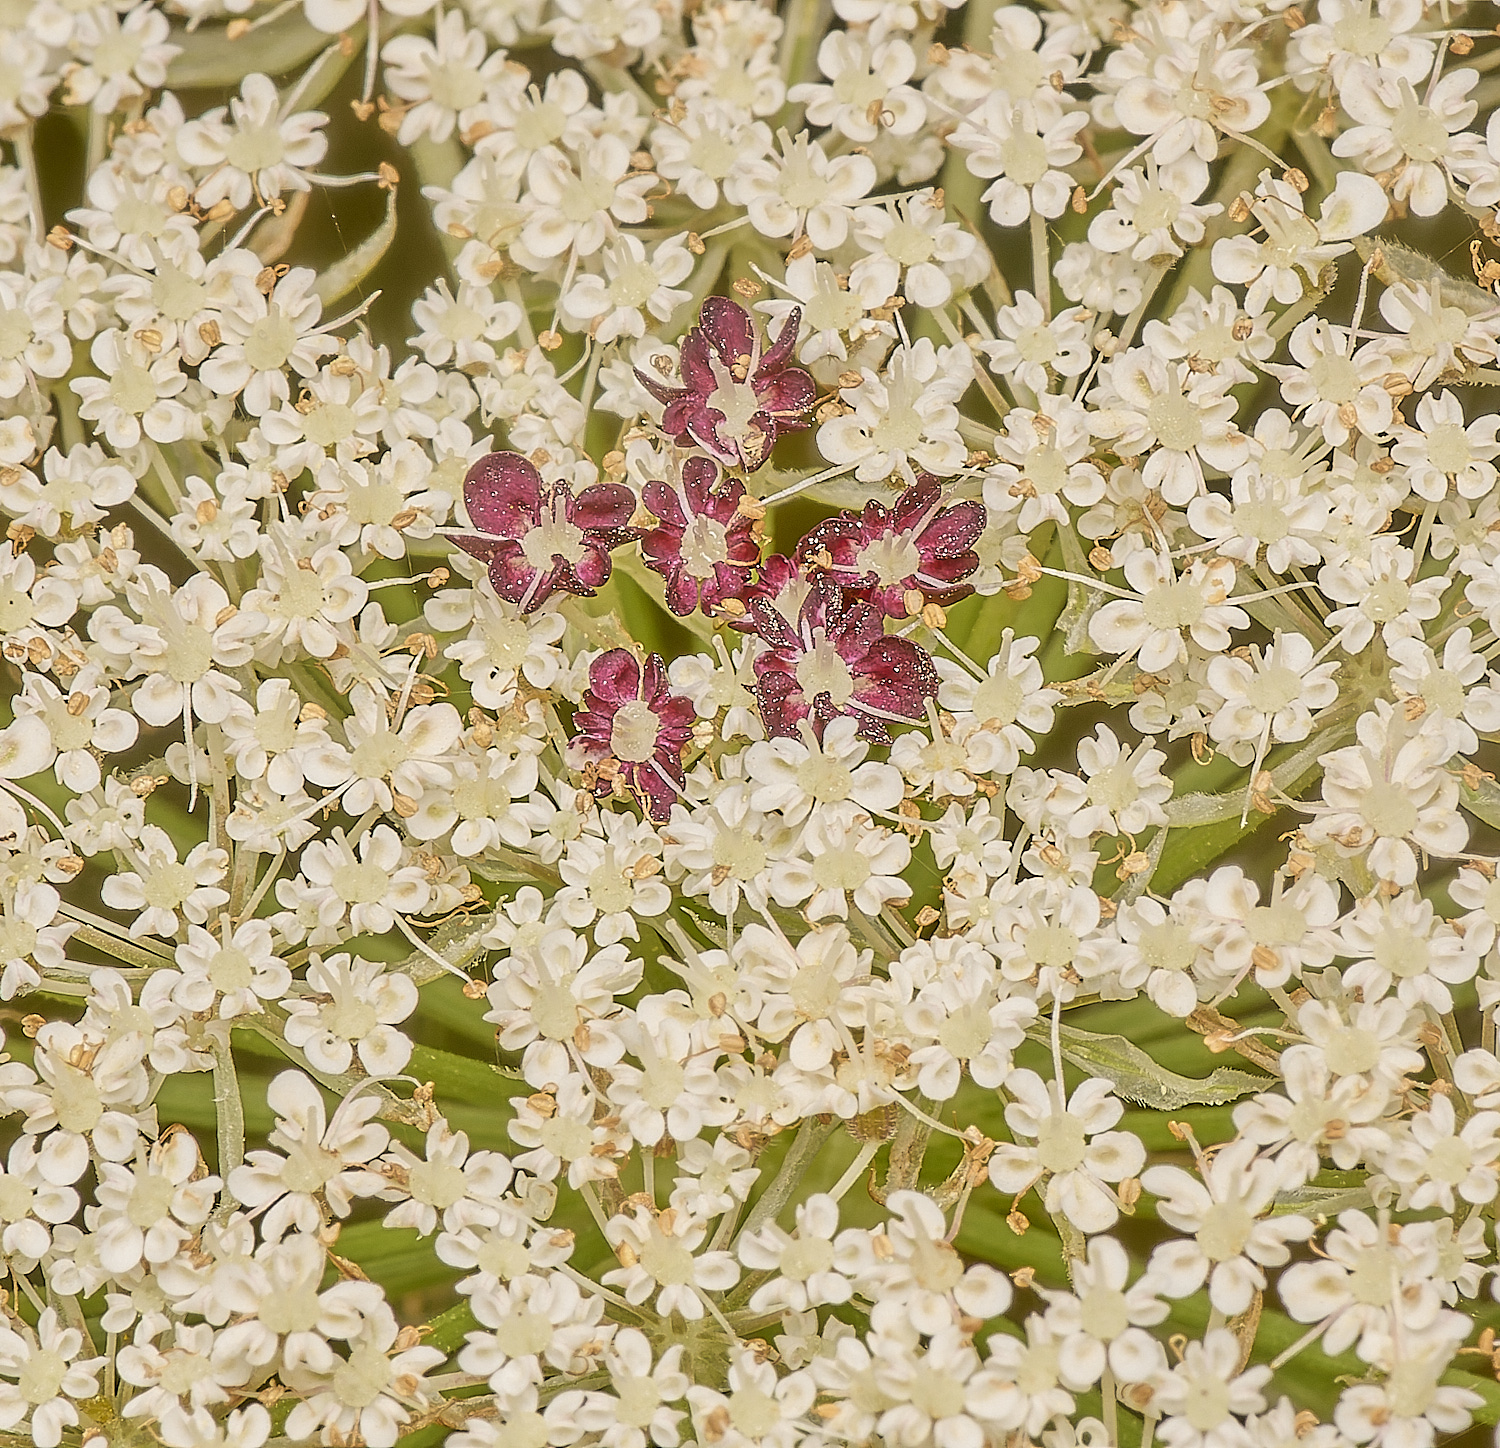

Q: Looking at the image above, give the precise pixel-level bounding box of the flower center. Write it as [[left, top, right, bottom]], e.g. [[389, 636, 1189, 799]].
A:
[[1309, 352, 1359, 404], [1035, 1112, 1088, 1173], [331, 860, 389, 905], [476, 1236, 531, 1281], [795, 632, 856, 708], [18, 1351, 67, 1406], [223, 121, 288, 174], [796, 751, 853, 802], [610, 699, 662, 764], [1146, 393, 1204, 452], [1181, 1374, 1234, 1431], [882, 220, 936, 266], [588, 864, 636, 916], [708, 378, 763, 440], [1196, 1200, 1253, 1261], [1141, 580, 1207, 631], [1360, 783, 1419, 839], [1079, 1286, 1130, 1341], [243, 311, 300, 372], [531, 982, 579, 1041], [1324, 1026, 1380, 1076], [128, 1172, 178, 1228], [680, 515, 730, 578], [1001, 129, 1049, 185], [712, 828, 767, 880], [639, 1231, 695, 1285], [521, 511, 588, 570], [971, 673, 1024, 726], [428, 60, 485, 112], [1424, 422, 1471, 476], [855, 533, 922, 586], [609, 260, 660, 310], [409, 1159, 469, 1208], [1026, 921, 1079, 967], [332, 1343, 392, 1409], [1132, 184, 1181, 236], [323, 994, 378, 1039], [1391, 95, 1448, 162], [1364, 577, 1411, 621], [1245, 663, 1304, 713], [1332, 12, 1392, 54], [109, 361, 158, 417], [811, 845, 872, 893], [0, 309, 33, 359]]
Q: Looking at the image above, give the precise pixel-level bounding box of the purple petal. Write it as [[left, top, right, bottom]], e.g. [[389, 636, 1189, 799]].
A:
[[589, 648, 644, 705], [758, 369, 817, 417], [635, 368, 689, 407], [699, 296, 755, 362], [759, 306, 802, 372], [679, 332, 719, 395], [463, 452, 543, 536], [574, 483, 638, 531]]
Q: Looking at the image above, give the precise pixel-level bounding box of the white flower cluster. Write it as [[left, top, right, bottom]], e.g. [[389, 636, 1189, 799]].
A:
[[0, 0, 1497, 1445]]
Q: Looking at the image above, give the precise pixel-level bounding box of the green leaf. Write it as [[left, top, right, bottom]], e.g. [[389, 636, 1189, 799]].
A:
[[399, 912, 495, 987], [1035, 1024, 1272, 1110], [335, 1222, 459, 1298], [1271, 1181, 1373, 1219], [1444, 1365, 1500, 1426], [1055, 520, 1103, 657], [416, 975, 497, 1047], [426, 1299, 479, 1355], [1462, 774, 1500, 832], [407, 1044, 527, 1107], [315, 186, 398, 309], [167, 14, 341, 86], [1352, 236, 1498, 318], [1154, 731, 1332, 893]]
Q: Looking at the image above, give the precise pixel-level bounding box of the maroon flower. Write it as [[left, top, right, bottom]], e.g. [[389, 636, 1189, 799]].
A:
[[450, 452, 640, 613], [797, 477, 985, 618], [573, 650, 696, 822], [750, 572, 939, 744], [635, 297, 815, 472], [641, 457, 762, 617], [730, 552, 811, 634]]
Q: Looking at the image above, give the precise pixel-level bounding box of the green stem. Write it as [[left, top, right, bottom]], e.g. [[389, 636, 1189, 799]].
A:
[[734, 1116, 839, 1246], [1030, 208, 1051, 320], [211, 1033, 245, 1184], [13, 126, 42, 243]]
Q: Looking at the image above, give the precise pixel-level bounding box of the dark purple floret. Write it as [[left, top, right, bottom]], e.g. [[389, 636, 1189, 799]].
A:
[[749, 572, 939, 744], [635, 297, 815, 472], [572, 649, 697, 822], [641, 457, 762, 618], [450, 452, 640, 613], [797, 476, 985, 618]]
